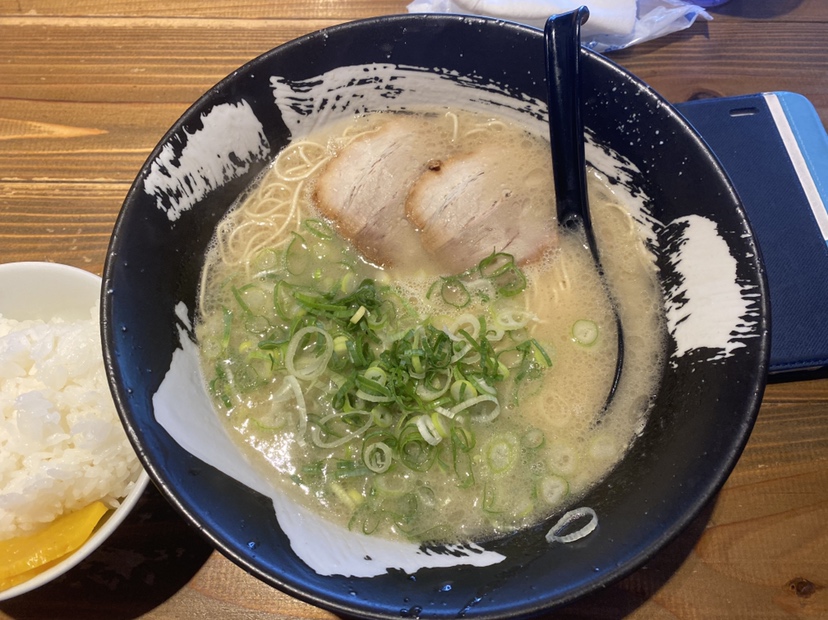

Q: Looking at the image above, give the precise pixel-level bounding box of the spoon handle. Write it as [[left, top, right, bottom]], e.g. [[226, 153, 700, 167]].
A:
[[545, 8, 625, 416], [545, 7, 591, 231]]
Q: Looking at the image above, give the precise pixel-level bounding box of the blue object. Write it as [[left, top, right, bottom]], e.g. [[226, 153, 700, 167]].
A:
[[677, 93, 828, 374]]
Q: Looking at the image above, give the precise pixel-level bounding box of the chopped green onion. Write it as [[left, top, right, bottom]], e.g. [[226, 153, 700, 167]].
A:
[[448, 394, 500, 423], [521, 427, 545, 450], [330, 482, 358, 510], [529, 339, 553, 367], [285, 231, 310, 275], [363, 366, 387, 385], [234, 284, 270, 316], [366, 301, 392, 329], [231, 285, 251, 314], [477, 252, 515, 279], [251, 374, 308, 436], [311, 410, 373, 448], [485, 434, 518, 474], [469, 375, 497, 396], [339, 271, 356, 294], [429, 411, 451, 439], [538, 475, 569, 507], [333, 334, 349, 353], [383, 492, 419, 526], [363, 441, 393, 473], [548, 443, 579, 476], [515, 339, 553, 383], [250, 247, 280, 275], [398, 424, 437, 471], [334, 459, 372, 480], [451, 424, 475, 452], [482, 482, 502, 513], [286, 326, 334, 381], [478, 252, 515, 279], [447, 313, 481, 341], [415, 414, 443, 446], [356, 389, 394, 403], [244, 314, 270, 334], [273, 280, 302, 321], [220, 306, 232, 350], [281, 375, 308, 444], [304, 218, 334, 240], [349, 503, 384, 535], [210, 361, 235, 409], [415, 368, 451, 401], [355, 368, 393, 402], [493, 265, 527, 297], [450, 379, 478, 403], [372, 406, 394, 428], [473, 252, 528, 297], [493, 307, 535, 331], [545, 507, 598, 544], [451, 427, 475, 488], [373, 471, 411, 497], [439, 277, 471, 308], [350, 305, 368, 324], [572, 319, 599, 346]]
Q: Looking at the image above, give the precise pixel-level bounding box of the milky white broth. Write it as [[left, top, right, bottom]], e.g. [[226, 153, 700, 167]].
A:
[[195, 109, 667, 543]]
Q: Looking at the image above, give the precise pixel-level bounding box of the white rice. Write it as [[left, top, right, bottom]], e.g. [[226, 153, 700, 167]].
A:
[[0, 307, 141, 541]]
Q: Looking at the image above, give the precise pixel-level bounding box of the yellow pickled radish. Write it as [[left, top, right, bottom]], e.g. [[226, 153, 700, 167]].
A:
[[0, 501, 108, 590], [0, 556, 65, 591]]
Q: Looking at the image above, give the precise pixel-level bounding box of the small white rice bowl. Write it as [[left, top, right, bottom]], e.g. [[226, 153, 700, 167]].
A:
[[0, 262, 149, 601]]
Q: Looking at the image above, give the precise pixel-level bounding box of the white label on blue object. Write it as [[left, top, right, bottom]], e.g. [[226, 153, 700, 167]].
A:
[[764, 92, 828, 243]]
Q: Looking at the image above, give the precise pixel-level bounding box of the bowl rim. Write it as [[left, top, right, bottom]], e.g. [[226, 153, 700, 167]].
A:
[[0, 261, 100, 320]]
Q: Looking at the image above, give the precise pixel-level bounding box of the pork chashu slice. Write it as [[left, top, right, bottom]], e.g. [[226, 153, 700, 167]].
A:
[[313, 116, 445, 268], [405, 142, 557, 273]]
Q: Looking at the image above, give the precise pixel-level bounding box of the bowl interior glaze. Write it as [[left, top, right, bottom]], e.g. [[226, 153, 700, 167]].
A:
[[102, 14, 768, 619]]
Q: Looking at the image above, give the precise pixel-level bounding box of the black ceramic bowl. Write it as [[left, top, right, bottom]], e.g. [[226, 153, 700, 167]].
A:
[[102, 14, 769, 619]]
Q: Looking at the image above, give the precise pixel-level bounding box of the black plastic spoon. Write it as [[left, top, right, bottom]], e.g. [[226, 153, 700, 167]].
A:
[[545, 8, 624, 411]]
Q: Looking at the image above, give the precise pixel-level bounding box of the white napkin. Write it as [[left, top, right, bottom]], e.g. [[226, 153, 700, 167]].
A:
[[407, 0, 636, 37], [406, 0, 711, 52]]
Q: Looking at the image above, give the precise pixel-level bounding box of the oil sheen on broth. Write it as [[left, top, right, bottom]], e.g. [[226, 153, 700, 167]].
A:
[[196, 109, 666, 543]]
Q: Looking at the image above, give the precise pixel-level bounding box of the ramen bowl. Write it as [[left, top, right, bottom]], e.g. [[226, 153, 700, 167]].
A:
[[102, 14, 769, 618]]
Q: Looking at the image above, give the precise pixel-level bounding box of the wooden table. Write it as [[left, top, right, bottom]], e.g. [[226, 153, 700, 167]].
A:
[[1, 1, 827, 618]]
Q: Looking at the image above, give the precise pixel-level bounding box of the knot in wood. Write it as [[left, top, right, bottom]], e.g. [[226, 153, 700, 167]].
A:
[[786, 577, 819, 599]]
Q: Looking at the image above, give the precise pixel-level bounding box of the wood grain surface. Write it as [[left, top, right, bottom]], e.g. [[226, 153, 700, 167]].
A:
[[1, 1, 827, 618]]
